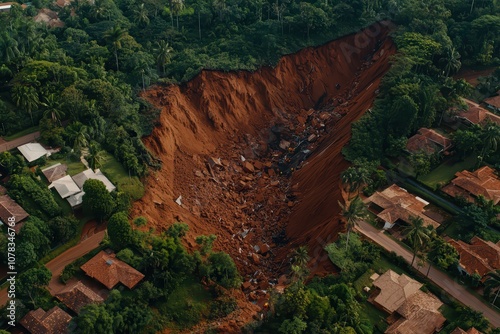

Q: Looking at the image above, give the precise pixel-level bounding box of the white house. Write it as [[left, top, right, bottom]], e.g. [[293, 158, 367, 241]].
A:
[[49, 175, 80, 199], [17, 143, 49, 162]]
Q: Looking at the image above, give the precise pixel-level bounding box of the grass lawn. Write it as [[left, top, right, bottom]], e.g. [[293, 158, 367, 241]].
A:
[[44, 157, 86, 176], [3, 125, 39, 141], [418, 155, 477, 190], [360, 300, 388, 333], [100, 152, 144, 200]]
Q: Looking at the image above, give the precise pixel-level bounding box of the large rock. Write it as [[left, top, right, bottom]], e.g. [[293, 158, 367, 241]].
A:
[[242, 161, 255, 173]]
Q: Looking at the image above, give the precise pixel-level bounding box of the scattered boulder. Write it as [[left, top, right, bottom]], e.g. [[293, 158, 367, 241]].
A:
[[308, 134, 317, 142], [175, 195, 182, 206], [251, 253, 260, 264], [279, 140, 291, 150], [242, 161, 255, 173]]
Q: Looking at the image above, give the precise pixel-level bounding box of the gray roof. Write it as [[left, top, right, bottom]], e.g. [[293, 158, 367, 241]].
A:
[[17, 143, 48, 162], [72, 169, 116, 192], [49, 175, 81, 199]]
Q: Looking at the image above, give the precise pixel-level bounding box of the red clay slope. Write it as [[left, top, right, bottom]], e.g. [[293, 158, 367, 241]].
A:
[[134, 22, 395, 269]]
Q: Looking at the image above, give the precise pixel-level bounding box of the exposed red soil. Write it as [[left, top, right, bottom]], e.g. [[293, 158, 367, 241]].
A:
[[132, 21, 396, 332], [454, 67, 497, 87]]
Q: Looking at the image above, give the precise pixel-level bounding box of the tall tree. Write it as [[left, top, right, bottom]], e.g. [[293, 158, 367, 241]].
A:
[[41, 93, 64, 125], [480, 122, 500, 160], [133, 3, 150, 27], [293, 246, 310, 268], [86, 141, 104, 171], [484, 269, 500, 306], [11, 84, 39, 125], [403, 216, 431, 266], [155, 40, 173, 76], [82, 179, 115, 222], [338, 196, 367, 250], [103, 26, 127, 72], [440, 46, 461, 77]]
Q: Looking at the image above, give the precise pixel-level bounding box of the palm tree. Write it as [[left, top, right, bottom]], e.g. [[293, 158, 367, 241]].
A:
[[133, 3, 150, 27], [12, 84, 39, 126], [484, 269, 500, 306], [440, 46, 461, 77], [480, 122, 500, 159], [86, 142, 104, 171], [103, 26, 127, 72], [41, 94, 64, 125], [403, 216, 431, 266], [340, 166, 370, 199], [155, 40, 173, 75], [1, 33, 21, 63], [338, 196, 367, 250], [292, 246, 310, 268], [171, 0, 184, 30], [73, 125, 89, 151]]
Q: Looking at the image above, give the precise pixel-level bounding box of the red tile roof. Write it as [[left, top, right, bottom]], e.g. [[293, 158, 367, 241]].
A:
[[0, 194, 29, 226], [42, 164, 68, 183], [55, 281, 104, 313], [81, 251, 145, 289], [20, 306, 72, 334], [455, 100, 500, 126], [484, 95, 500, 109], [441, 166, 500, 205], [406, 128, 452, 154], [448, 236, 500, 278]]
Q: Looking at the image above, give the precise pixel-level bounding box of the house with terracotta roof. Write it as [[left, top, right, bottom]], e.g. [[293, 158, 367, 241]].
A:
[[20, 306, 72, 334], [484, 95, 500, 112], [406, 128, 452, 155], [447, 236, 500, 280], [0, 194, 29, 233], [81, 250, 145, 290], [55, 281, 104, 314], [364, 184, 441, 230], [453, 99, 500, 126], [369, 270, 446, 334], [441, 166, 500, 205], [451, 327, 483, 334], [42, 163, 68, 183]]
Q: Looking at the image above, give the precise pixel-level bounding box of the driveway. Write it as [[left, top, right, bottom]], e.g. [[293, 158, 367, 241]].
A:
[[0, 231, 105, 307], [355, 220, 500, 328], [0, 131, 40, 153]]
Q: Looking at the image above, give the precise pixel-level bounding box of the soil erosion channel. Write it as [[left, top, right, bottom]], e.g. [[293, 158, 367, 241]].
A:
[[133, 22, 395, 301]]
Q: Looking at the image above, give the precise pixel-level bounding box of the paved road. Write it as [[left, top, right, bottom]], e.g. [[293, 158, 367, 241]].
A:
[[355, 220, 500, 328], [0, 231, 105, 306], [0, 131, 40, 153]]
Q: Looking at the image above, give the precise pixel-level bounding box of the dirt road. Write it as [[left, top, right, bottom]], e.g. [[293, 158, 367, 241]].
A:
[[355, 220, 500, 328], [0, 131, 40, 153], [0, 230, 105, 306]]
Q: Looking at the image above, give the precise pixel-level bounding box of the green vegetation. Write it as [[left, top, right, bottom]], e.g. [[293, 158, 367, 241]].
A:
[[3, 125, 39, 141], [44, 157, 87, 176], [418, 155, 477, 190], [100, 151, 144, 200]]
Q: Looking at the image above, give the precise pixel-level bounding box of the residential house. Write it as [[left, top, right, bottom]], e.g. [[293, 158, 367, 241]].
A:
[[20, 306, 72, 334], [0, 2, 27, 12], [81, 250, 145, 290], [484, 95, 500, 113], [364, 184, 441, 230], [72, 169, 116, 193], [0, 194, 29, 233], [406, 128, 452, 155], [42, 163, 68, 183], [17, 143, 49, 163], [454, 99, 500, 126], [34, 8, 64, 28], [55, 281, 104, 314], [447, 236, 500, 280], [49, 175, 81, 199], [441, 166, 500, 205], [370, 270, 446, 334]]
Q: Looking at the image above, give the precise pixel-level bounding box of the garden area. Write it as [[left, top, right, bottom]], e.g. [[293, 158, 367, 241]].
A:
[[418, 155, 477, 190]]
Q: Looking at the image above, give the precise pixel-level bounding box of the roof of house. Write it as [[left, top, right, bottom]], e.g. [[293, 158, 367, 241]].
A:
[[20, 306, 72, 334], [441, 166, 500, 205], [17, 143, 48, 162], [455, 99, 500, 126], [385, 290, 446, 334], [72, 169, 116, 193], [55, 281, 104, 314], [42, 163, 68, 183], [448, 236, 500, 278], [372, 270, 423, 313], [406, 128, 452, 155], [364, 184, 440, 228], [484, 95, 500, 109], [0, 194, 29, 225], [49, 175, 81, 199], [66, 191, 84, 208], [34, 8, 64, 28], [81, 251, 145, 290]]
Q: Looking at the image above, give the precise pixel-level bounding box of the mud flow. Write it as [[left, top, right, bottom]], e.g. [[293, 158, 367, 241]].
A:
[[133, 22, 396, 312]]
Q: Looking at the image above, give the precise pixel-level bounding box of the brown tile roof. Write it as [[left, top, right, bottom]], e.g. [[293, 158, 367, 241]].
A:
[[365, 184, 440, 228], [448, 236, 500, 278], [55, 281, 104, 314], [455, 100, 500, 126], [42, 164, 68, 183], [386, 290, 446, 334], [81, 251, 145, 289], [20, 306, 72, 334], [406, 128, 452, 154], [0, 194, 29, 225], [451, 328, 484, 334], [371, 270, 423, 313], [441, 166, 500, 205], [484, 95, 500, 109]]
